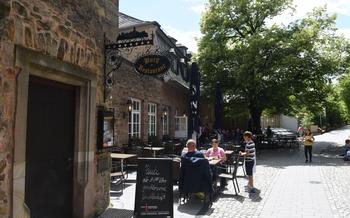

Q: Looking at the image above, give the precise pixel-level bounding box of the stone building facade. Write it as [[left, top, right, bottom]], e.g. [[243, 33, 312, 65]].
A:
[[112, 13, 191, 146], [0, 0, 119, 217], [113, 60, 190, 146]]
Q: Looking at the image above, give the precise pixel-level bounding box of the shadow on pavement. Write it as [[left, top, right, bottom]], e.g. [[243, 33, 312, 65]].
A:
[[219, 193, 245, 203], [177, 199, 205, 216], [197, 205, 215, 216], [248, 188, 262, 202], [256, 141, 350, 169], [98, 208, 133, 218]]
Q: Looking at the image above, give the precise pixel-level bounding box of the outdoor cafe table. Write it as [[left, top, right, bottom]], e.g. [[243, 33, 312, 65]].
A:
[[225, 150, 234, 155], [143, 147, 164, 157], [208, 158, 221, 166], [206, 158, 225, 193], [232, 145, 242, 150], [110, 153, 137, 176]]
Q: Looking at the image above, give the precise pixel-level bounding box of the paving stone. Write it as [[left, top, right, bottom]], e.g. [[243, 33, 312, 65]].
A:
[[107, 127, 350, 218]]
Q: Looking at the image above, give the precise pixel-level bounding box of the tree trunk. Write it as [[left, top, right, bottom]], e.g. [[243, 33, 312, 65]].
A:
[[249, 107, 263, 134]]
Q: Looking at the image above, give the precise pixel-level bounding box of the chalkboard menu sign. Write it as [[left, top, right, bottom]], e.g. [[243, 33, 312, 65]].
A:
[[134, 158, 173, 218]]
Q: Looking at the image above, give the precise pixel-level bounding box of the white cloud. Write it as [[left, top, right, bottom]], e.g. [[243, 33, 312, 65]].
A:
[[184, 0, 206, 2], [270, 0, 350, 26], [168, 0, 350, 52], [190, 4, 206, 14], [162, 25, 202, 53], [292, 0, 350, 17], [337, 28, 350, 38]]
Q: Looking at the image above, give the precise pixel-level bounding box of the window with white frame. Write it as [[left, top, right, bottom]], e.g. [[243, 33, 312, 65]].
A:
[[162, 108, 169, 135], [128, 99, 141, 138], [148, 103, 157, 136], [175, 116, 188, 138]]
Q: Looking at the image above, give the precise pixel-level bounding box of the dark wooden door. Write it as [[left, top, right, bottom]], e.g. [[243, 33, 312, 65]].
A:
[[25, 76, 75, 218]]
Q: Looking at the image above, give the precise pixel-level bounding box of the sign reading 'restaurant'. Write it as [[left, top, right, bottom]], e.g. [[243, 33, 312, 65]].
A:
[[134, 55, 171, 75]]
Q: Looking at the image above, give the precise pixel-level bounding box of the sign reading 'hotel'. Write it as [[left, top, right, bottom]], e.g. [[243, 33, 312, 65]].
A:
[[134, 55, 171, 75]]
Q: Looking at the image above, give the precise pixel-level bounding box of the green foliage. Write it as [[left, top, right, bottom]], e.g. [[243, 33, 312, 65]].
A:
[[324, 102, 345, 128], [197, 0, 349, 129], [340, 73, 350, 115], [301, 113, 314, 128], [296, 84, 348, 129]]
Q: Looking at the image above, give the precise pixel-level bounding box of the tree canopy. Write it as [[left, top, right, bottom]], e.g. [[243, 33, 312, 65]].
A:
[[340, 73, 350, 116], [197, 0, 349, 130]]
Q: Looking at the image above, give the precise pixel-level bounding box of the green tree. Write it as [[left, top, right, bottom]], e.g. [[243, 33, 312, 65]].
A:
[[340, 73, 350, 116], [198, 0, 348, 131]]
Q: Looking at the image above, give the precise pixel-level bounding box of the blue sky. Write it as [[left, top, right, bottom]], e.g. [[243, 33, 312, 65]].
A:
[[120, 0, 350, 53]]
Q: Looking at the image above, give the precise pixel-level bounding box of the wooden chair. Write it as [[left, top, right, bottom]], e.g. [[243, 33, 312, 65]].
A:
[[218, 155, 240, 195]]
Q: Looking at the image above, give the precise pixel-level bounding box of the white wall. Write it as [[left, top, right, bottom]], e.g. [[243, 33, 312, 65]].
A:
[[280, 115, 298, 132]]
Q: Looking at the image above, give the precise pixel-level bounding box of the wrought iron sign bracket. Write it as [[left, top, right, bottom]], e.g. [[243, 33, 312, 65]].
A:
[[103, 31, 154, 103]]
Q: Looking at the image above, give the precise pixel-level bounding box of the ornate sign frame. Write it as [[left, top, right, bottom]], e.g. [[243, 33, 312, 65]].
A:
[[103, 29, 155, 103]]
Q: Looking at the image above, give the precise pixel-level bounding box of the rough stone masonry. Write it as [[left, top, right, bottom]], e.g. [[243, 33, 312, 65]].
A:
[[0, 0, 119, 217]]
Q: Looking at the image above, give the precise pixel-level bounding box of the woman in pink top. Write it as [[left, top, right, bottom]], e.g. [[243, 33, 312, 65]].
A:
[[205, 139, 227, 161]]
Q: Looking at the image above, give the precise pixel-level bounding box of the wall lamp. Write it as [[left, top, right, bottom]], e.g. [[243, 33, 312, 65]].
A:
[[162, 107, 168, 116], [122, 99, 133, 119], [127, 99, 133, 112]]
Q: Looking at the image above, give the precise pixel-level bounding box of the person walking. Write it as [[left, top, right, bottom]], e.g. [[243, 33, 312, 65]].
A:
[[303, 128, 315, 163]]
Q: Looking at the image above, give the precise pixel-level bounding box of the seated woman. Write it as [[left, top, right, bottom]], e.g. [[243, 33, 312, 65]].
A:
[[205, 139, 227, 162], [205, 139, 227, 187]]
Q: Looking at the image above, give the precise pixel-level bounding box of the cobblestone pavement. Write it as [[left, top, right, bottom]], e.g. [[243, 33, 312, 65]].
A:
[[109, 126, 350, 218], [199, 126, 350, 218]]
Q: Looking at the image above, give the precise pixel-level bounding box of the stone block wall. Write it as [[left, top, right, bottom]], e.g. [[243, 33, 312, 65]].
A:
[[0, 0, 119, 217], [112, 60, 189, 146], [0, 58, 17, 217]]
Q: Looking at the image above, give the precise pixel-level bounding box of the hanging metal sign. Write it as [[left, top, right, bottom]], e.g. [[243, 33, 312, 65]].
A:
[[111, 28, 154, 49], [134, 54, 171, 75]]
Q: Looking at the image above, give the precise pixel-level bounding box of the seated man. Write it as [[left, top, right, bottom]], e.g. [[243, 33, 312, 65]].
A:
[[181, 139, 205, 158], [339, 139, 350, 156], [345, 139, 350, 153], [179, 139, 212, 202], [344, 139, 350, 161], [345, 151, 350, 161]]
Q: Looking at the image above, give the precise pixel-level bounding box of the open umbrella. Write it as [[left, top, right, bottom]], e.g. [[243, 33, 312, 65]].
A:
[[214, 81, 223, 130]]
